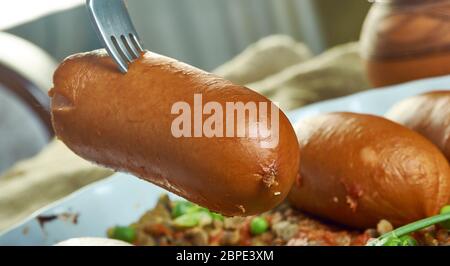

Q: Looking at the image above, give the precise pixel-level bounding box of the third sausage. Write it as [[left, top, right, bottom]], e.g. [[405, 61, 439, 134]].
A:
[[386, 90, 450, 162]]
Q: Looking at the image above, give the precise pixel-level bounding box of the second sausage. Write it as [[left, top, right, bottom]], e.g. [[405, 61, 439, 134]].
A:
[[289, 112, 450, 228]]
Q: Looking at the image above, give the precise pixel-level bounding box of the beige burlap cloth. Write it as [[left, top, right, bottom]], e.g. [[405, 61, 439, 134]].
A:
[[0, 36, 369, 232]]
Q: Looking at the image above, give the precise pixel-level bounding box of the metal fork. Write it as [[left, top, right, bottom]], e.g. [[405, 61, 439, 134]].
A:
[[86, 0, 144, 73]]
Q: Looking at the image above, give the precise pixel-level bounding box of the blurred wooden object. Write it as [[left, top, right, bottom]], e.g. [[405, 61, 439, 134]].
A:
[[0, 63, 53, 136], [0, 63, 53, 173], [361, 0, 450, 87]]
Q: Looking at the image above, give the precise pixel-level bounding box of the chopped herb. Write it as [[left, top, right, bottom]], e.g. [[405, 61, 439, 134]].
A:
[[107, 226, 136, 243]]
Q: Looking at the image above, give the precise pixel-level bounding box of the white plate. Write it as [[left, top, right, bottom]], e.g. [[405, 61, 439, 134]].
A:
[[1, 75, 449, 245]]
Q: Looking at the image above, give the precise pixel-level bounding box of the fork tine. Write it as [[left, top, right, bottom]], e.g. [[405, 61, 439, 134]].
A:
[[129, 33, 144, 53], [105, 37, 128, 73], [87, 0, 145, 73], [112, 35, 134, 63], [121, 35, 139, 59]]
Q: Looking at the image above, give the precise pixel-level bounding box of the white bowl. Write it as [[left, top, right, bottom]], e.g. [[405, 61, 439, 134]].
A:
[[1, 75, 448, 245]]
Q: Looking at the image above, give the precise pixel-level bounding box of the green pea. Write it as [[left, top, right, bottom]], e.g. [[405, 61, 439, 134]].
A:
[[439, 205, 450, 230], [107, 226, 136, 243], [250, 217, 269, 235], [172, 201, 195, 218], [383, 235, 417, 246]]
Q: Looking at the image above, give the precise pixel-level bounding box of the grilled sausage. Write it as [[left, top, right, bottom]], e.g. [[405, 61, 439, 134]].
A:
[[289, 112, 450, 228], [49, 50, 300, 216], [386, 90, 450, 161]]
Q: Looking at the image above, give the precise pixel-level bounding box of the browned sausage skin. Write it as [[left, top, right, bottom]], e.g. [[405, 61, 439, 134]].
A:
[[386, 90, 450, 162], [49, 50, 300, 216], [289, 112, 450, 228]]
